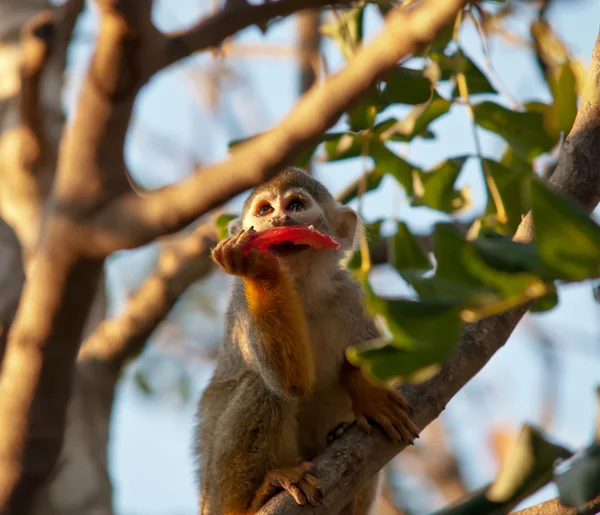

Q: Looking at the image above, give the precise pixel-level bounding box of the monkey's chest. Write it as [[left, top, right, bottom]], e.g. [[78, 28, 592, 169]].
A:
[[295, 312, 356, 458]]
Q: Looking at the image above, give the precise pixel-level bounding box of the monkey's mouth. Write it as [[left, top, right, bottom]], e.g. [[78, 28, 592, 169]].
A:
[[269, 242, 311, 256]]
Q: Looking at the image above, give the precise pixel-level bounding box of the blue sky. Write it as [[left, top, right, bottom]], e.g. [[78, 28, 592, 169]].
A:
[[64, 1, 600, 513]]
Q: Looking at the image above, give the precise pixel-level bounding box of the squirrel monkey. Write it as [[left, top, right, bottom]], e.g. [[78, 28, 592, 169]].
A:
[[196, 168, 418, 515]]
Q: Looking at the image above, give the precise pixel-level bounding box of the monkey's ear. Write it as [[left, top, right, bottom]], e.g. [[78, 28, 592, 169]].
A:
[[335, 205, 362, 251], [227, 217, 243, 237]]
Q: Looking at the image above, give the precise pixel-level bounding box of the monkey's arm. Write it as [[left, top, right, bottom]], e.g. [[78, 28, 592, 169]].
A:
[[212, 228, 315, 398], [242, 267, 315, 398], [340, 358, 419, 445]]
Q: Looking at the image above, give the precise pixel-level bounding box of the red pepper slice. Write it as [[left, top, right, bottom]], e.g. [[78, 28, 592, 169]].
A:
[[244, 225, 340, 254]]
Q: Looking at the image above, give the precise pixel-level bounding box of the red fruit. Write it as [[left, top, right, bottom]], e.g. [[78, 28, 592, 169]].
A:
[[244, 225, 340, 255]]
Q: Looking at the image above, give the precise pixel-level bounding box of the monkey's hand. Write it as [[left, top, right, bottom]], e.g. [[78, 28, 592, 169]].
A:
[[341, 361, 419, 445], [211, 227, 280, 280], [249, 461, 322, 510]]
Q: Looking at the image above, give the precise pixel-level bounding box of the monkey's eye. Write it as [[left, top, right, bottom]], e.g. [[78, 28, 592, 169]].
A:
[[257, 204, 273, 216], [287, 198, 306, 212]]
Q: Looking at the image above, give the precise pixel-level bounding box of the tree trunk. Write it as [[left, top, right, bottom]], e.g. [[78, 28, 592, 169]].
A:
[[0, 2, 115, 513]]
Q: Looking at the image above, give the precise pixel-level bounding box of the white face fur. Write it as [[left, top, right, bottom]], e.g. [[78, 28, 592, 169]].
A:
[[228, 186, 362, 255]]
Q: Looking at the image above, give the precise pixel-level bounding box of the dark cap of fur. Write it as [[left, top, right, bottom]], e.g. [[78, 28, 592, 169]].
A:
[[242, 167, 335, 215]]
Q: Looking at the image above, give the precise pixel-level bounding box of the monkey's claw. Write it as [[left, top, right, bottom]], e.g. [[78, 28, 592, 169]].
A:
[[251, 461, 322, 509], [350, 384, 419, 445], [211, 227, 280, 279]]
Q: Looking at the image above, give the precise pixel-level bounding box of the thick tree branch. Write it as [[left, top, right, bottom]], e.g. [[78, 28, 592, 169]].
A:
[[512, 495, 600, 515], [103, 0, 467, 251], [78, 224, 217, 371], [255, 31, 600, 515]]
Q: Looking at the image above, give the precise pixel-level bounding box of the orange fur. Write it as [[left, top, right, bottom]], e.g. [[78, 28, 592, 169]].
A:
[[243, 269, 315, 397]]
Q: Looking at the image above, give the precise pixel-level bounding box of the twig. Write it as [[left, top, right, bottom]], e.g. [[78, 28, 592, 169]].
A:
[[163, 0, 346, 68], [78, 224, 217, 371]]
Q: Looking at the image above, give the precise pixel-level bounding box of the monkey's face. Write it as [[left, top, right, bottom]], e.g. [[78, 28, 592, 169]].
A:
[[226, 187, 333, 259], [242, 187, 333, 257]]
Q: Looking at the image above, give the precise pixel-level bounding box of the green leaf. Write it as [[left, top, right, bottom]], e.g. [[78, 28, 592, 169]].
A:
[[433, 425, 572, 515], [531, 179, 600, 281], [323, 132, 366, 162], [348, 298, 462, 380], [434, 224, 487, 287], [482, 159, 531, 235], [431, 49, 497, 97], [383, 66, 433, 105], [371, 139, 418, 194], [461, 244, 544, 300], [347, 342, 440, 382], [410, 224, 500, 306], [387, 91, 451, 141], [473, 101, 556, 161], [530, 290, 559, 313], [374, 118, 436, 142], [337, 169, 385, 205], [472, 235, 550, 280], [428, 18, 455, 53], [320, 6, 364, 61], [347, 86, 383, 131], [546, 61, 578, 136], [412, 157, 470, 214], [390, 222, 433, 275], [215, 213, 238, 240]]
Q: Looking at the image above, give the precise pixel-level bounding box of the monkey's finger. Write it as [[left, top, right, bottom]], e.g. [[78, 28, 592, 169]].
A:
[[220, 244, 237, 273], [376, 415, 403, 444], [391, 417, 415, 445], [231, 243, 247, 274], [231, 228, 247, 244], [389, 412, 419, 444], [236, 227, 255, 248], [303, 473, 321, 492], [299, 477, 322, 506], [355, 415, 372, 435], [388, 402, 419, 435], [287, 484, 308, 506], [387, 389, 412, 414], [393, 408, 420, 439]]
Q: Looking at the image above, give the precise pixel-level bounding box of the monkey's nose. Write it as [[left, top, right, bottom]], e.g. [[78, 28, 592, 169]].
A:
[[273, 216, 299, 227]]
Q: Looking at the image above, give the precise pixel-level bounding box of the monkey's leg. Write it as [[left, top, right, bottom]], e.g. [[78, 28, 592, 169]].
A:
[[210, 375, 319, 514]]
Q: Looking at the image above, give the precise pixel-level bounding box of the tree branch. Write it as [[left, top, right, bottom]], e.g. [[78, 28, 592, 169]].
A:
[[103, 0, 467, 251], [78, 223, 217, 371], [297, 10, 321, 96], [0, 0, 84, 262], [255, 31, 600, 515], [512, 495, 600, 515], [0, 12, 52, 260], [164, 0, 338, 69]]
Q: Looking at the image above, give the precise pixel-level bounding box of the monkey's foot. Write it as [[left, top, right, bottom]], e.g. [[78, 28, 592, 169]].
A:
[[350, 383, 420, 445], [250, 462, 322, 510], [327, 421, 353, 444]]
